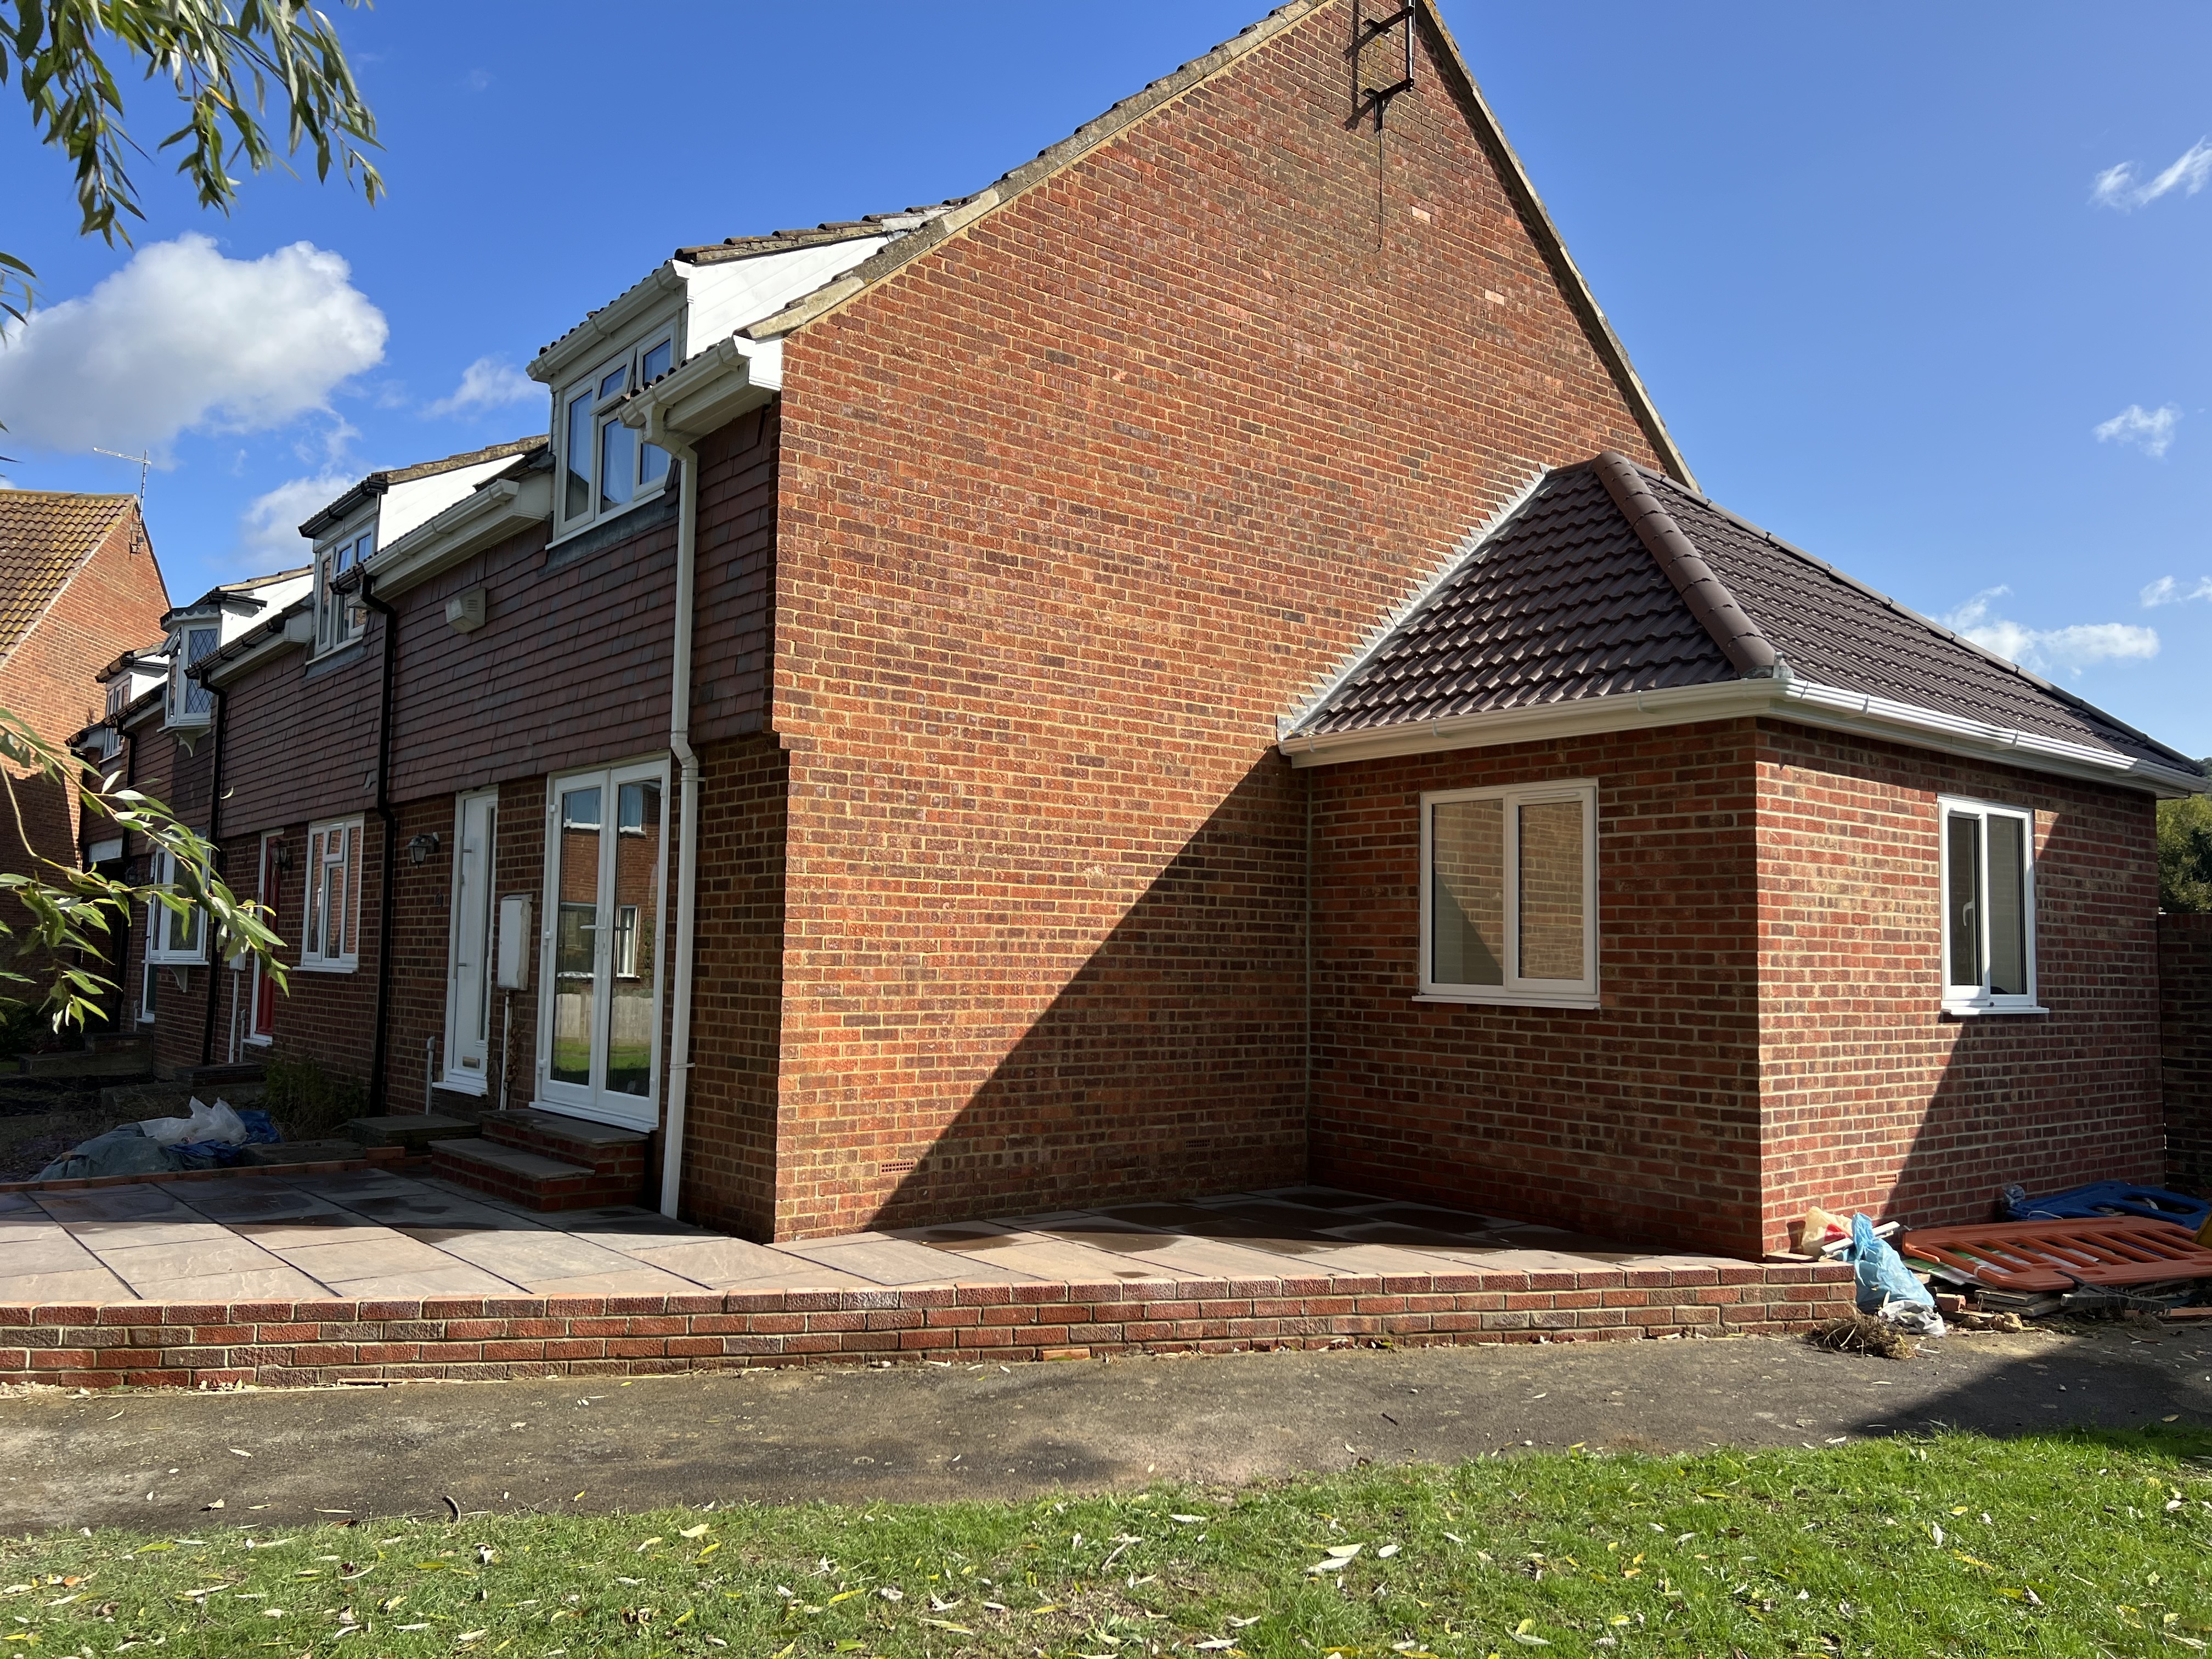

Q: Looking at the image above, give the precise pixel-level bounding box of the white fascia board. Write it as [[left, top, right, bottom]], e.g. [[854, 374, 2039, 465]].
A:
[[199, 625, 304, 689], [1281, 680, 1778, 768], [681, 239, 888, 356], [527, 265, 686, 386], [620, 336, 775, 444], [1772, 680, 2208, 799], [364, 472, 554, 601], [216, 574, 311, 644], [1280, 673, 2207, 798], [378, 455, 532, 546]]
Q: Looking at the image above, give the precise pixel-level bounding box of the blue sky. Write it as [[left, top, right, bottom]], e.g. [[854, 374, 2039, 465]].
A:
[[2, 2, 2209, 758]]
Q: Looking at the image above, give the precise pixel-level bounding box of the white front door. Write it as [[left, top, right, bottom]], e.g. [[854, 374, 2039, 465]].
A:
[[536, 761, 668, 1130], [444, 790, 498, 1092]]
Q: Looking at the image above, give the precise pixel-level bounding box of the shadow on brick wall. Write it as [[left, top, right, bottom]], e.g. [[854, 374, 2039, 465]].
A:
[[2162, 912, 2212, 1195], [874, 756, 1308, 1231]]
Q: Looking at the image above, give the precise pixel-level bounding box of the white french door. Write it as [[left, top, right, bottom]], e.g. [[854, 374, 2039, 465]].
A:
[[535, 760, 669, 1129], [443, 790, 498, 1092]]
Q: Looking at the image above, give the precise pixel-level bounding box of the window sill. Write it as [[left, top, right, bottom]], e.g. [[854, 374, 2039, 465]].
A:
[[1415, 990, 1601, 1012], [1941, 1002, 2050, 1019], [144, 956, 206, 969], [295, 959, 359, 975], [544, 482, 674, 555]]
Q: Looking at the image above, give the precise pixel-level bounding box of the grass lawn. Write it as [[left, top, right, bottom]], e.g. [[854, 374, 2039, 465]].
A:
[[4, 1427, 2208, 1657]]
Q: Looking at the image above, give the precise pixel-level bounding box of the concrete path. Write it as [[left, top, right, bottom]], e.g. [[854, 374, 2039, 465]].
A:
[[4, 1323, 2207, 1531]]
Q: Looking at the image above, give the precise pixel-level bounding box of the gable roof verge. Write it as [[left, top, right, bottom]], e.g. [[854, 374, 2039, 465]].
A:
[[735, 0, 1693, 486]]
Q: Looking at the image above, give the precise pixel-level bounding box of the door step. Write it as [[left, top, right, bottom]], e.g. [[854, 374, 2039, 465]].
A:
[[342, 1113, 481, 1154], [430, 1110, 650, 1211]]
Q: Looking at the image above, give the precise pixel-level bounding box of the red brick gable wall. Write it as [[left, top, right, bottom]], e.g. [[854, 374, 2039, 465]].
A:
[[763, 4, 1673, 1237], [1754, 720, 2163, 1251], [1308, 722, 1765, 1258], [0, 505, 167, 864]]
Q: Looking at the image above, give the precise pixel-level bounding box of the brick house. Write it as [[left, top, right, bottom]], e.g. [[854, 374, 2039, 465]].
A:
[[77, 0, 2206, 1257], [0, 492, 168, 885]]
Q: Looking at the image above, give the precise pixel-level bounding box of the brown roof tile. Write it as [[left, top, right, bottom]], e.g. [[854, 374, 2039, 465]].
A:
[[0, 490, 136, 663], [1297, 457, 2203, 780]]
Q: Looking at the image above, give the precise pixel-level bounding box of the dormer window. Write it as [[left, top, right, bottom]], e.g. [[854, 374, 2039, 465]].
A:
[[314, 523, 375, 654], [167, 625, 218, 726], [556, 326, 675, 536]]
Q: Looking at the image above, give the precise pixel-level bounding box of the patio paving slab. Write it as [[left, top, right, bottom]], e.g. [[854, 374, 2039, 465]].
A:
[[0, 1265, 135, 1303], [782, 1235, 1045, 1286], [315, 1263, 529, 1300], [0, 1176, 1751, 1310]]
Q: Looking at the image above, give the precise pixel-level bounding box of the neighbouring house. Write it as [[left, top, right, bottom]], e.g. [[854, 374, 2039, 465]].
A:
[[72, 0, 2208, 1258], [0, 492, 168, 891], [87, 568, 310, 1046]]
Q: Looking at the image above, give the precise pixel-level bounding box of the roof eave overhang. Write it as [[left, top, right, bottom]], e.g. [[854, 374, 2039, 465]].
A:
[[619, 335, 780, 445], [196, 616, 309, 689], [362, 473, 555, 602], [527, 264, 686, 386], [1280, 676, 2208, 798]]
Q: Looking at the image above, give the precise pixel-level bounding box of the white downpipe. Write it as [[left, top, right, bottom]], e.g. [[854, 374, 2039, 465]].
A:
[[658, 433, 702, 1218]]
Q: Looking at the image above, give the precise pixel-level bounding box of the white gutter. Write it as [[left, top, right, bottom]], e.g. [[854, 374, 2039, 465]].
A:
[[363, 473, 554, 600], [1280, 672, 2208, 798], [624, 335, 779, 1218]]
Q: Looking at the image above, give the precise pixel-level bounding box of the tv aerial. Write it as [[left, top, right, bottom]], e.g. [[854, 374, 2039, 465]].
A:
[[92, 447, 150, 498]]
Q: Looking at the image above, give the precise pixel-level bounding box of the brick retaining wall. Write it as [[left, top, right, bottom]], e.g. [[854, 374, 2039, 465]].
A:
[[0, 1262, 1855, 1389]]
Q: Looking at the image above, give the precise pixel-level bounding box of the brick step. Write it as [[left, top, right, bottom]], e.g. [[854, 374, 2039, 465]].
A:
[[429, 1137, 639, 1213], [16, 1046, 153, 1080], [480, 1109, 647, 1185], [343, 1113, 481, 1154]]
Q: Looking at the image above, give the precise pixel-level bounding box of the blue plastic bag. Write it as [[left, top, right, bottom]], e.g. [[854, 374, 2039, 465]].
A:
[[1846, 1212, 1936, 1318]]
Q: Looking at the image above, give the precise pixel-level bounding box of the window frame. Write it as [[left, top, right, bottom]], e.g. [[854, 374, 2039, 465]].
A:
[[143, 848, 209, 965], [551, 318, 680, 544], [1938, 794, 2044, 1016], [166, 622, 219, 727], [312, 518, 375, 657], [1417, 780, 1601, 1010], [300, 815, 365, 973], [533, 756, 672, 1130], [247, 831, 283, 1045]]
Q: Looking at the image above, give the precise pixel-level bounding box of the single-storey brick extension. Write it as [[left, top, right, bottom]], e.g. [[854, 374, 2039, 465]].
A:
[[78, 0, 2206, 1260]]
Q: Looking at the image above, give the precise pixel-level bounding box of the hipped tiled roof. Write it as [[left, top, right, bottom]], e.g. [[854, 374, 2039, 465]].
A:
[[0, 490, 134, 663], [1297, 455, 2202, 780]]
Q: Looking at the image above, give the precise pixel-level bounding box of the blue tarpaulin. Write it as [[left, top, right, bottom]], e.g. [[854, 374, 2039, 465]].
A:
[[2002, 1181, 2209, 1231]]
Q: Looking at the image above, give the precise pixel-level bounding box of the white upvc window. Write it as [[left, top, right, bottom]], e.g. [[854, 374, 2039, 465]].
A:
[[1419, 781, 1600, 1009], [301, 816, 364, 972], [143, 848, 208, 964], [554, 324, 676, 538], [314, 523, 374, 654], [166, 624, 218, 725], [1939, 795, 2042, 1014]]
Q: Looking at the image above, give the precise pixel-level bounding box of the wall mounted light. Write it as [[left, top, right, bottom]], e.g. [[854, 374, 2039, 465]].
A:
[[408, 832, 442, 867], [273, 841, 293, 872]]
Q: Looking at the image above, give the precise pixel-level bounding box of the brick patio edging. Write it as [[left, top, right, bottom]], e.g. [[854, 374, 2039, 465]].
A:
[[0, 1262, 1857, 1388]]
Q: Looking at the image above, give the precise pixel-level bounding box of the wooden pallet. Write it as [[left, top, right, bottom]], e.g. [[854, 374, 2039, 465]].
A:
[[1898, 1216, 2212, 1293]]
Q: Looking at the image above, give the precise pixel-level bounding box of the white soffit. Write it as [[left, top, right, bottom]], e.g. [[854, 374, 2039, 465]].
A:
[[377, 455, 527, 546], [682, 239, 889, 356]]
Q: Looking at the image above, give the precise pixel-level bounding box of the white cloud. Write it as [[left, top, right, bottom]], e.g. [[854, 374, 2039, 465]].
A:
[[0, 234, 386, 458], [2091, 137, 2212, 209], [2143, 574, 2212, 607], [1941, 586, 2159, 675], [425, 356, 539, 419], [238, 470, 356, 569], [2094, 402, 2180, 458]]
